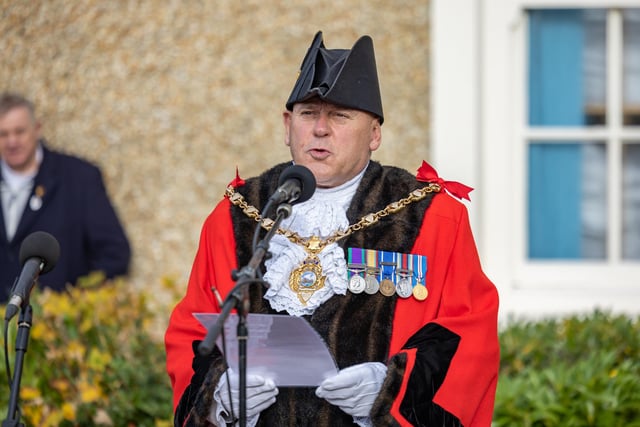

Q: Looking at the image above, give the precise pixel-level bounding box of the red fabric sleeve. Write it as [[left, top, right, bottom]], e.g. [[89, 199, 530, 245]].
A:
[[164, 198, 239, 410], [389, 194, 500, 426]]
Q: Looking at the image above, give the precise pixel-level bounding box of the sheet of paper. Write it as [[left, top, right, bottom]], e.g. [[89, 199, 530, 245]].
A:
[[194, 313, 338, 387]]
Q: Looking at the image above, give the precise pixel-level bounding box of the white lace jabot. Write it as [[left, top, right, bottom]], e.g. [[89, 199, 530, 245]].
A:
[[263, 166, 366, 316]]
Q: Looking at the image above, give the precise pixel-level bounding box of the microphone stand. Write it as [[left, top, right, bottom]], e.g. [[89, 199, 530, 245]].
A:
[[198, 202, 293, 427], [2, 304, 32, 427]]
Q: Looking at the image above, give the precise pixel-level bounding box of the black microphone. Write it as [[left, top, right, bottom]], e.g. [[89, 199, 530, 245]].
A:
[[269, 164, 316, 205], [4, 231, 60, 321]]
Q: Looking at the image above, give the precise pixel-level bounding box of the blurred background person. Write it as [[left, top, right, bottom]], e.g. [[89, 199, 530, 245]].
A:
[[0, 92, 131, 302]]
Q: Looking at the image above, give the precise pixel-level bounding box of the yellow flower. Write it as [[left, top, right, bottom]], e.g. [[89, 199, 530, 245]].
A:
[[79, 381, 104, 403], [30, 322, 55, 341], [87, 348, 113, 371], [21, 386, 41, 400], [51, 378, 71, 394], [80, 316, 94, 333], [22, 405, 43, 426], [61, 402, 76, 421], [67, 340, 86, 361], [42, 409, 65, 427], [41, 290, 74, 317]]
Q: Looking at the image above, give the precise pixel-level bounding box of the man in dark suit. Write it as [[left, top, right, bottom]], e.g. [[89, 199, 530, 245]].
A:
[[0, 92, 131, 302]]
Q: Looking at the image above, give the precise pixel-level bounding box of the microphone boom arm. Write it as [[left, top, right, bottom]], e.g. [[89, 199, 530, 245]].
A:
[[197, 202, 292, 427]]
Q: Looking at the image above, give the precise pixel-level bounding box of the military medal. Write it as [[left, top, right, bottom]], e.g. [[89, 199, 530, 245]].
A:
[[395, 253, 413, 298], [379, 252, 397, 297], [396, 267, 413, 293], [412, 254, 429, 301], [364, 267, 380, 294], [395, 276, 413, 298], [349, 275, 366, 294], [364, 250, 381, 294], [347, 263, 366, 294], [412, 283, 428, 301], [379, 278, 396, 296], [347, 249, 367, 294], [364, 274, 380, 294]]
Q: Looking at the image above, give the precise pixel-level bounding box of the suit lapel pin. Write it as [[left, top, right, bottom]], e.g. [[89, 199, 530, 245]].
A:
[[29, 185, 45, 211]]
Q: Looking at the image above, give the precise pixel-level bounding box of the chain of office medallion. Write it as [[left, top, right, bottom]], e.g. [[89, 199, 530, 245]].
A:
[[225, 182, 441, 250]]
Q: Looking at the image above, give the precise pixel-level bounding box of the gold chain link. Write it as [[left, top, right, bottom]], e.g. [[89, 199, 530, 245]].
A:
[[225, 182, 441, 253]]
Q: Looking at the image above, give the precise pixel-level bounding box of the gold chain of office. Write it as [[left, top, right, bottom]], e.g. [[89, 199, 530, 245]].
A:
[[224, 182, 441, 254]]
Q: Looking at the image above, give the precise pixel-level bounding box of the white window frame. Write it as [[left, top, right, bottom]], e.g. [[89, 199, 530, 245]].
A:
[[432, 0, 640, 319]]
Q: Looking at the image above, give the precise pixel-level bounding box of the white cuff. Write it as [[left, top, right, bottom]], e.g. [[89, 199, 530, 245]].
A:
[[353, 416, 374, 427], [207, 381, 261, 427]]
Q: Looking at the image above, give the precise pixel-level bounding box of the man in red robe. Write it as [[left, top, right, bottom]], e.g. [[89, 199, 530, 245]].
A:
[[165, 31, 499, 427]]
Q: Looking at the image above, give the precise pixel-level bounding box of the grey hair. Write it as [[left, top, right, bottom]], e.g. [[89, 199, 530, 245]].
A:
[[0, 92, 36, 121]]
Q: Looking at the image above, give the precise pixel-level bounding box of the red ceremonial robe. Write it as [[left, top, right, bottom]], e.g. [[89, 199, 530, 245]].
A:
[[165, 161, 499, 426]]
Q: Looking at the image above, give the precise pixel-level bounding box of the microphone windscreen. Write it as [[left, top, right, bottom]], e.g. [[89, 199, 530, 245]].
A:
[[278, 165, 316, 204], [19, 231, 61, 274]]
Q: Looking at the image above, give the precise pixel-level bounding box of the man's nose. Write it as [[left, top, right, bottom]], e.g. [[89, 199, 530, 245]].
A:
[[4, 133, 19, 145], [313, 113, 330, 136]]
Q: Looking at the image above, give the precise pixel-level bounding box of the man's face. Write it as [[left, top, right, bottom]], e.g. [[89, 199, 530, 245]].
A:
[[283, 100, 381, 188], [0, 106, 41, 173]]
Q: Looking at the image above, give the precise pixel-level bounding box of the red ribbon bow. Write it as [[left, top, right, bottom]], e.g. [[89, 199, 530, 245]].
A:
[[416, 161, 473, 201]]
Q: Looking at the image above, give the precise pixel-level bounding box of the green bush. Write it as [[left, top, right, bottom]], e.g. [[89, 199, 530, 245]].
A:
[[1, 274, 177, 426], [494, 310, 640, 426]]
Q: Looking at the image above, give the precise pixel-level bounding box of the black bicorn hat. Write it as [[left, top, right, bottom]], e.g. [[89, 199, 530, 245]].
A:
[[285, 31, 384, 124]]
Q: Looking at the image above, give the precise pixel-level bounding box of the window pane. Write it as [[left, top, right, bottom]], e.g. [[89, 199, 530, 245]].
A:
[[623, 9, 640, 126], [622, 143, 640, 259], [529, 9, 606, 126], [528, 142, 607, 259]]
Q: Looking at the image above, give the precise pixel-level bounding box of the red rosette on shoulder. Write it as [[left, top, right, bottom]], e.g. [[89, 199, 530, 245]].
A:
[[416, 161, 473, 201]]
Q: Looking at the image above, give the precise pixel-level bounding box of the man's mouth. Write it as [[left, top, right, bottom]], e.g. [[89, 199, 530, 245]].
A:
[[308, 148, 330, 159]]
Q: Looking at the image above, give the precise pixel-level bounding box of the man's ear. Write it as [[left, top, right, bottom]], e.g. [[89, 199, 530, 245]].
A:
[[34, 120, 42, 138], [283, 110, 292, 147], [369, 119, 382, 152]]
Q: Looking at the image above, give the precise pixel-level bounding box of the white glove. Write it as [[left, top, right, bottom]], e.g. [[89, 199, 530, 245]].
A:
[[315, 362, 387, 417], [208, 369, 278, 426]]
